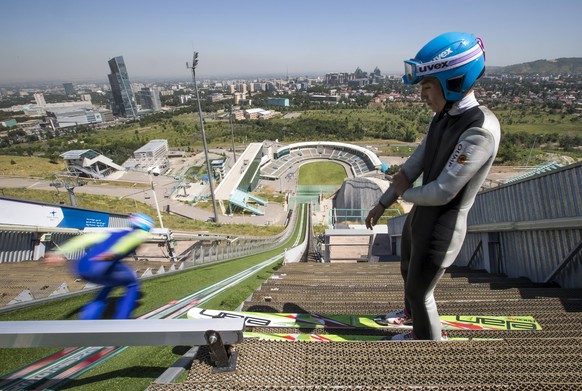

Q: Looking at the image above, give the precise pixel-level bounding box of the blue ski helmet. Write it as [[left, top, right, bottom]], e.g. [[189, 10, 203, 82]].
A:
[[128, 213, 155, 231], [403, 32, 486, 102]]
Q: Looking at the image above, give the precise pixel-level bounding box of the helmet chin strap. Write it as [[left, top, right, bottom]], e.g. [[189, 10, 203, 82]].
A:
[[443, 101, 455, 113]]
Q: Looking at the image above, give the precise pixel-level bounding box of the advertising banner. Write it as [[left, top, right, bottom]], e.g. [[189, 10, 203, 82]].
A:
[[0, 198, 110, 229]]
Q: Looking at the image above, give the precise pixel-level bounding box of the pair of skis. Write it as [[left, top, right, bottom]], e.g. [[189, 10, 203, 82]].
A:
[[187, 308, 542, 342]]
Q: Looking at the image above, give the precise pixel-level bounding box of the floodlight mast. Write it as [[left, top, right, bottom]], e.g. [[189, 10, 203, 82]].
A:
[[229, 105, 237, 163], [187, 52, 219, 223]]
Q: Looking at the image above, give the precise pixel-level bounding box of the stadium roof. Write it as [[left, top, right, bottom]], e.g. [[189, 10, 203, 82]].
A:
[[280, 141, 383, 168], [59, 149, 99, 160], [134, 139, 168, 154]]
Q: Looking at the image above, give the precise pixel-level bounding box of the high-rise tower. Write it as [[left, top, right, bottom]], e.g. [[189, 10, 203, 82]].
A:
[[63, 82, 75, 96], [139, 87, 162, 112], [107, 56, 138, 118]]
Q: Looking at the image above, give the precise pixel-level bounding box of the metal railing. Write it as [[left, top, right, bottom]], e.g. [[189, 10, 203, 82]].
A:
[[328, 208, 400, 228], [0, 204, 299, 266], [185, 209, 298, 265]]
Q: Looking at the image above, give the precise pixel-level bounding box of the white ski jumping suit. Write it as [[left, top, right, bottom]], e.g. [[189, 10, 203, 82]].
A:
[[379, 92, 501, 340]]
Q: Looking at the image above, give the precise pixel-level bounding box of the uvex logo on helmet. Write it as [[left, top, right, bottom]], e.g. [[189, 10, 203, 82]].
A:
[[418, 61, 450, 74], [432, 48, 452, 61]]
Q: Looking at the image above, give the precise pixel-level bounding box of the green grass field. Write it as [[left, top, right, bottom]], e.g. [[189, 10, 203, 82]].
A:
[[0, 155, 65, 178], [297, 161, 346, 186], [495, 109, 581, 135]]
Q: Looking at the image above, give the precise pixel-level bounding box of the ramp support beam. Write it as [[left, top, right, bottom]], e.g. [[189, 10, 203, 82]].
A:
[[0, 318, 244, 371], [205, 330, 238, 373]]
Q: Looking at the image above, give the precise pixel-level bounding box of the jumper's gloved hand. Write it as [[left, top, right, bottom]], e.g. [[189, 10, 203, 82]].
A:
[[43, 252, 67, 266], [365, 204, 385, 230]]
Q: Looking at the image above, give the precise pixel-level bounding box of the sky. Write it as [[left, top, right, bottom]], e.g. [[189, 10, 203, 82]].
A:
[[1, 0, 581, 85]]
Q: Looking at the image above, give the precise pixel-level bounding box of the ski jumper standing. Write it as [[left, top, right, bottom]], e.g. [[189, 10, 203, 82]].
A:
[[365, 32, 501, 340], [44, 213, 154, 320]]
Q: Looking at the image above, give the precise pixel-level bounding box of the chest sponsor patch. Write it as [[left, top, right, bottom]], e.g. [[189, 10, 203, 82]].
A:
[[446, 142, 475, 176]]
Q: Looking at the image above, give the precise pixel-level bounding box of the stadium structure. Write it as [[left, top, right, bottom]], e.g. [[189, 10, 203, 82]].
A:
[[204, 141, 385, 218], [262, 141, 383, 180]]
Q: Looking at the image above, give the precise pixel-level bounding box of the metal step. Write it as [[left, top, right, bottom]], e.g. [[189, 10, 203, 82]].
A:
[[149, 263, 582, 389]]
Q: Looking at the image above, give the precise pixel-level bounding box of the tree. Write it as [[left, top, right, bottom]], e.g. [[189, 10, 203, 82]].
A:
[[403, 129, 417, 143]]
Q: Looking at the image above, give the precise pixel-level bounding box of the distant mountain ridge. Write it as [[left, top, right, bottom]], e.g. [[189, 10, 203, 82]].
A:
[[489, 57, 582, 75]]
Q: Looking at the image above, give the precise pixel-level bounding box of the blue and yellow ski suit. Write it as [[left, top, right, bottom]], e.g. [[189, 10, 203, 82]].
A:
[[56, 228, 150, 320]]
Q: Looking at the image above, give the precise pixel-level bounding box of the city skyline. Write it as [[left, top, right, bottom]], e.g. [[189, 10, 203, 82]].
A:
[[1, 0, 581, 85]]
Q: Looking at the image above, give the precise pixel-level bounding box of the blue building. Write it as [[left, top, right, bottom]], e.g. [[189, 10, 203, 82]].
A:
[[139, 87, 162, 112], [267, 97, 290, 107], [107, 56, 138, 118], [1, 119, 17, 128]]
